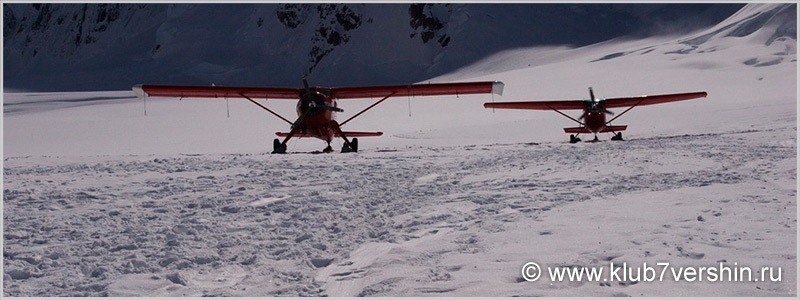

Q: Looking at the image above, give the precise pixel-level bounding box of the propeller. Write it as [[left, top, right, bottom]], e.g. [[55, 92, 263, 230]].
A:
[[579, 87, 613, 120], [299, 76, 343, 115], [315, 103, 343, 112], [302, 75, 310, 94]]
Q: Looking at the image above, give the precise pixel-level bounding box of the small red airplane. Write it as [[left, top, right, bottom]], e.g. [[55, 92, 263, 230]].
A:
[[134, 79, 503, 153], [484, 87, 707, 143]]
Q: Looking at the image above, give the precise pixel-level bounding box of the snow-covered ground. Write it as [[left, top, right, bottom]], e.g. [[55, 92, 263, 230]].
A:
[[3, 3, 796, 297]]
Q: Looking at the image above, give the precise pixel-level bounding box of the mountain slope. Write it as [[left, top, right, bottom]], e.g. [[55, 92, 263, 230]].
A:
[[3, 3, 744, 91]]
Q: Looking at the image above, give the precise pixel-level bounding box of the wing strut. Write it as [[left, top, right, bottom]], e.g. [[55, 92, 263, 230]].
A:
[[547, 104, 585, 126], [407, 94, 412, 117], [239, 93, 294, 125], [605, 98, 646, 125], [340, 91, 397, 126]]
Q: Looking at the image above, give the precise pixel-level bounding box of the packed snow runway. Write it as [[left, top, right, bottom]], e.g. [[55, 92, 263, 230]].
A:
[[3, 124, 796, 296]]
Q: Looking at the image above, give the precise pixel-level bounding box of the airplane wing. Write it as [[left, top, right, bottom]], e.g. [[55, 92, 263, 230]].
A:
[[330, 81, 504, 99], [484, 91, 707, 110], [601, 91, 707, 108], [133, 84, 302, 99], [483, 100, 585, 110]]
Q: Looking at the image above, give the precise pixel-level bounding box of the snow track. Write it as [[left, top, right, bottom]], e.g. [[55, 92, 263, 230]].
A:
[[3, 125, 795, 296]]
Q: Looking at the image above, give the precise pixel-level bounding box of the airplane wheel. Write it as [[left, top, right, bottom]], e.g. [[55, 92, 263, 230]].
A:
[[272, 139, 287, 154], [323, 145, 333, 153], [569, 135, 581, 144], [351, 138, 358, 152], [611, 132, 623, 141]]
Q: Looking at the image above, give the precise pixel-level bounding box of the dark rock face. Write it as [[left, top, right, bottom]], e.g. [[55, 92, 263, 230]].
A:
[[4, 6, 17, 38], [408, 3, 450, 47], [276, 4, 365, 73], [276, 3, 309, 29], [6, 3, 135, 58]]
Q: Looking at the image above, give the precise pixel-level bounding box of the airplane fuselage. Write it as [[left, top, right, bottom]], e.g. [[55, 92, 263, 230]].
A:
[[583, 109, 607, 133]]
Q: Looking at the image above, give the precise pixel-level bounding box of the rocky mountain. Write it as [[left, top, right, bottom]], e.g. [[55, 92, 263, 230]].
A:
[[3, 3, 747, 91]]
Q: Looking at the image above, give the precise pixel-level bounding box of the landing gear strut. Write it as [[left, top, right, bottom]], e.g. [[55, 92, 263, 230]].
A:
[[323, 142, 334, 153], [330, 121, 358, 153], [610, 132, 623, 141], [273, 124, 303, 154]]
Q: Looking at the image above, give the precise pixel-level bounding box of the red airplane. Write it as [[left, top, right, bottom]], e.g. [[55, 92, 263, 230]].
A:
[[133, 79, 503, 153], [484, 87, 707, 143]]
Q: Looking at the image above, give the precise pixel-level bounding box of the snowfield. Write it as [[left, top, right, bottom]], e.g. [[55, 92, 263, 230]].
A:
[[3, 131, 796, 296], [3, 3, 797, 297]]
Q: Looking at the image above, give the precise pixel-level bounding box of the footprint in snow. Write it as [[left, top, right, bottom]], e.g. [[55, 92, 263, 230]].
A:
[[415, 174, 440, 184]]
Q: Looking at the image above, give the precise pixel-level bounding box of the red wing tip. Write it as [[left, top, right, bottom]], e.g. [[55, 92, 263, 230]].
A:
[[679, 91, 708, 98]]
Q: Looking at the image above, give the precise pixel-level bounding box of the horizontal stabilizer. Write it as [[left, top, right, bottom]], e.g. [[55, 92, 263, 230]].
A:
[[563, 125, 627, 133], [563, 127, 587, 134], [275, 131, 383, 137], [601, 125, 627, 133], [337, 131, 384, 137]]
